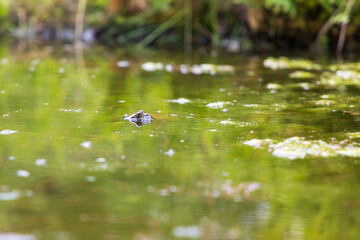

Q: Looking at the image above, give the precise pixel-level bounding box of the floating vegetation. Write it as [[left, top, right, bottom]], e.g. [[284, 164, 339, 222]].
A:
[[208, 129, 218, 132], [243, 104, 260, 107], [173, 226, 201, 239], [266, 83, 282, 90], [140, 62, 234, 75], [289, 71, 317, 78], [60, 108, 82, 113], [58, 68, 65, 74], [86, 176, 96, 182], [297, 82, 315, 90], [266, 58, 360, 88], [35, 158, 46, 166], [166, 98, 191, 104], [163, 149, 175, 157], [219, 120, 257, 127], [270, 137, 338, 159], [141, 62, 164, 71], [347, 132, 360, 139], [244, 137, 360, 159], [312, 99, 336, 106], [263, 57, 360, 90], [165, 64, 174, 72], [1, 58, 8, 65], [0, 191, 21, 201], [80, 141, 92, 149], [263, 57, 321, 70], [179, 64, 189, 74], [0, 130, 18, 135], [17, 170, 30, 177], [241, 103, 287, 112], [335, 70, 360, 79], [95, 157, 106, 163], [320, 70, 360, 86], [320, 94, 338, 99], [216, 65, 235, 73], [327, 62, 360, 71], [180, 63, 234, 75], [191, 65, 202, 75], [206, 101, 232, 109], [0, 233, 36, 240], [117, 61, 130, 68], [219, 120, 236, 125], [243, 139, 273, 148]]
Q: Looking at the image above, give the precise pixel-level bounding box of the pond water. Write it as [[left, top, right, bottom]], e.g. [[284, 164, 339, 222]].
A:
[[0, 42, 359, 240]]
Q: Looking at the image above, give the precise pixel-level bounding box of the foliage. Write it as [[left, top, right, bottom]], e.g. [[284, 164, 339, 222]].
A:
[[235, 0, 297, 17], [0, 0, 360, 52], [0, 0, 11, 31]]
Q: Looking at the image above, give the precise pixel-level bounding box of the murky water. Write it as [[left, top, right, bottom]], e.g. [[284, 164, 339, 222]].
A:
[[0, 42, 359, 240]]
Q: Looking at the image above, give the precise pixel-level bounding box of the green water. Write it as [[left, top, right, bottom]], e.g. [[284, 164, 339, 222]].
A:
[[0, 42, 359, 240]]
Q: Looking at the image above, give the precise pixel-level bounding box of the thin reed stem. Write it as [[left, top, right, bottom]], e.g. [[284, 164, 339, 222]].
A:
[[135, 10, 183, 49], [184, 0, 192, 52]]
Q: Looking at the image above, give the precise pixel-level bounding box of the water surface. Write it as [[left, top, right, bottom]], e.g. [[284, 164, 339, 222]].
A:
[[0, 43, 359, 240]]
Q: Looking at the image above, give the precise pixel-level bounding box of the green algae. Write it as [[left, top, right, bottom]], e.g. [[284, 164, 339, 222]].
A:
[[328, 62, 360, 71], [243, 139, 273, 148], [311, 99, 337, 106], [347, 132, 360, 138], [296, 82, 316, 90], [218, 120, 257, 127], [320, 70, 360, 86], [289, 71, 317, 79], [320, 94, 338, 100], [266, 83, 282, 89], [141, 61, 234, 75], [206, 101, 232, 109], [263, 57, 360, 88], [263, 57, 322, 70], [244, 137, 360, 159]]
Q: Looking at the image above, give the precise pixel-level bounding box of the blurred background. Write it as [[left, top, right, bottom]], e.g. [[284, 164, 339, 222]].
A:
[[1, 1, 360, 240], [0, 0, 359, 55]]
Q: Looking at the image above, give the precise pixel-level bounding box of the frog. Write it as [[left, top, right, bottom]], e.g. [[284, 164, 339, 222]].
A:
[[124, 110, 154, 127]]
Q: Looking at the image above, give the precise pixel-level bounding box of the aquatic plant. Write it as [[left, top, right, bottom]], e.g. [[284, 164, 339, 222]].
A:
[[244, 137, 360, 159]]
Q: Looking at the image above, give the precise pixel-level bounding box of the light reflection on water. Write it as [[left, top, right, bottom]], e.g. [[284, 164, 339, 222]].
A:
[[0, 42, 359, 240]]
